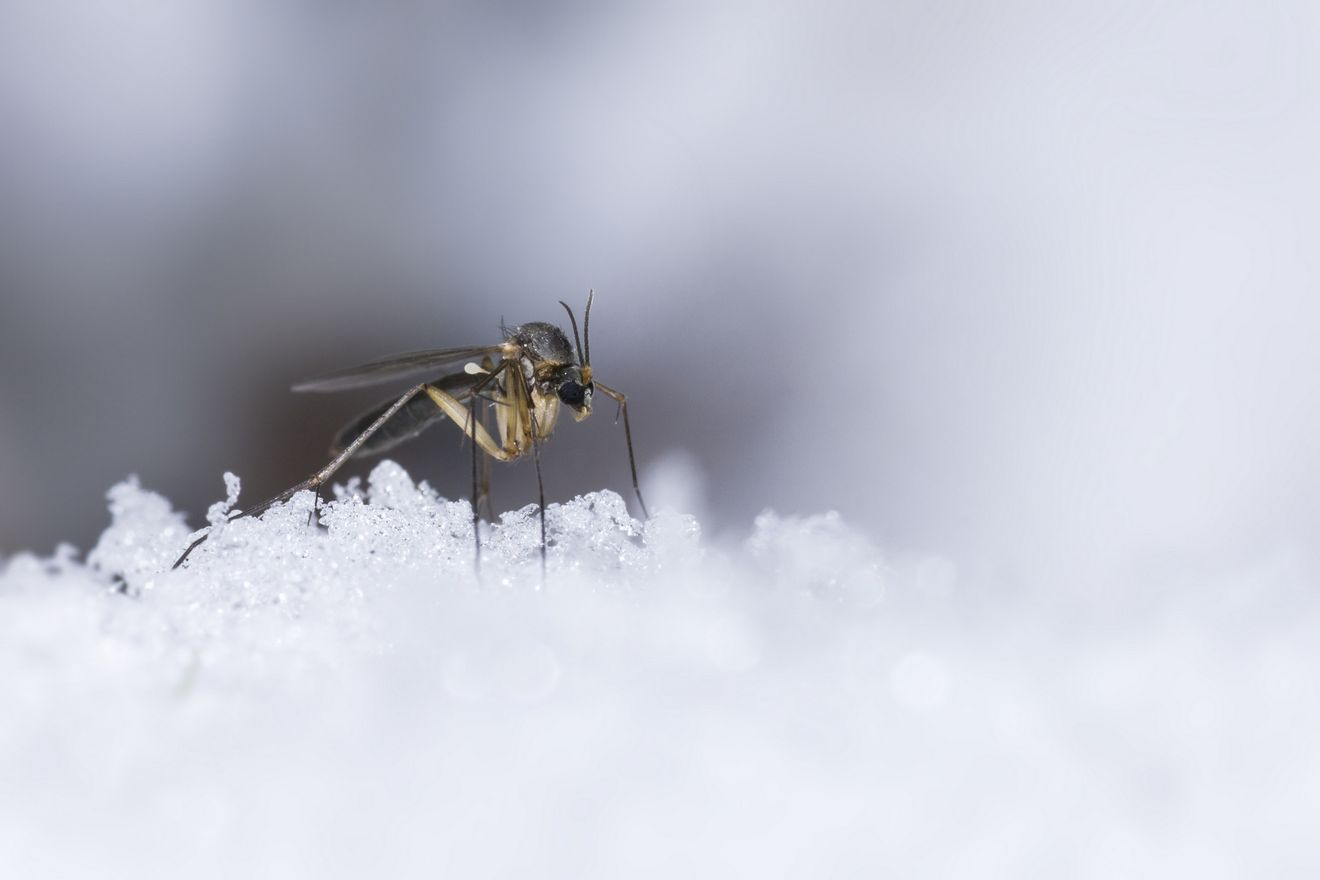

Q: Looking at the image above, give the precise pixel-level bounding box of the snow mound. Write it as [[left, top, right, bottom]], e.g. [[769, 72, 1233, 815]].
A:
[[1, 461, 1317, 878]]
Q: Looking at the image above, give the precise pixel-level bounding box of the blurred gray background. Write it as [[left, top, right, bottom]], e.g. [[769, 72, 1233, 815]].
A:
[[2, 1, 1317, 594]]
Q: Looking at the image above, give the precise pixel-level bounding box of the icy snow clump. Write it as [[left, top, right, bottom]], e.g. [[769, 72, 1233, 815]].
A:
[[1, 460, 1318, 879]]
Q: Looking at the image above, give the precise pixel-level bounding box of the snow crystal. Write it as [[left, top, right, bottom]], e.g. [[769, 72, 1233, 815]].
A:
[[1, 460, 1318, 878]]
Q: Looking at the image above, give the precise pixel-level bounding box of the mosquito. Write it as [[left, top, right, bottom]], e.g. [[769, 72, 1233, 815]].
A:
[[172, 292, 647, 571]]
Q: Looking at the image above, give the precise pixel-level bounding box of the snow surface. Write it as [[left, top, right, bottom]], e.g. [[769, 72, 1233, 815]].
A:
[[1, 461, 1317, 878]]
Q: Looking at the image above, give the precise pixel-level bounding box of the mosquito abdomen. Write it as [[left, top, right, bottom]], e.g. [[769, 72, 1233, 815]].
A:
[[331, 393, 445, 457]]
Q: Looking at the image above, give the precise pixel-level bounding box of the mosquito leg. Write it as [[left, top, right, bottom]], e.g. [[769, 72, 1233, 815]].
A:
[[468, 390, 481, 573], [172, 383, 429, 569], [468, 379, 493, 523], [478, 362, 497, 521], [507, 359, 545, 573], [477, 426, 494, 522], [529, 412, 547, 577], [593, 382, 649, 519], [306, 484, 322, 527], [425, 380, 513, 462], [426, 366, 516, 574]]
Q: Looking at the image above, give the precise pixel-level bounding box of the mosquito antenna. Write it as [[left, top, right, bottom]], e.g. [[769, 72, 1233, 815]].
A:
[[558, 300, 584, 365], [582, 290, 594, 366]]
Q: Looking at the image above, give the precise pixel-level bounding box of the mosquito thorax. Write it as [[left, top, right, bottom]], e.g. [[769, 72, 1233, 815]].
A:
[[506, 322, 577, 365]]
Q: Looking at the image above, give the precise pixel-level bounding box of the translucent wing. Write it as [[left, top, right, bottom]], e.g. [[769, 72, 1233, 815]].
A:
[[329, 372, 483, 455], [291, 345, 505, 393]]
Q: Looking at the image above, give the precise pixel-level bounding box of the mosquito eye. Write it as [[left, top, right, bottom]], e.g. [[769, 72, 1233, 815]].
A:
[[558, 381, 585, 406]]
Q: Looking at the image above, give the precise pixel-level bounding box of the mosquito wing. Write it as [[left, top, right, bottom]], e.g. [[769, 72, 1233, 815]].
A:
[[292, 345, 506, 393]]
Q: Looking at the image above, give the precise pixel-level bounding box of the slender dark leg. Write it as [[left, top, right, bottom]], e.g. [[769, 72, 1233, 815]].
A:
[[529, 420, 547, 577], [478, 455, 493, 522], [422, 362, 516, 577], [306, 485, 322, 527], [476, 354, 496, 523], [593, 382, 649, 519], [469, 390, 481, 574], [476, 401, 494, 522], [173, 383, 428, 569]]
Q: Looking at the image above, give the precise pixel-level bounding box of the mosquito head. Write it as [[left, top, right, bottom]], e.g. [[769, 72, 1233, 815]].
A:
[[554, 364, 594, 422], [552, 292, 595, 420]]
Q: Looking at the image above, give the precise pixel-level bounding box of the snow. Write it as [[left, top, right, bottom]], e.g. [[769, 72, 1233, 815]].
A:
[[1, 461, 1317, 878]]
